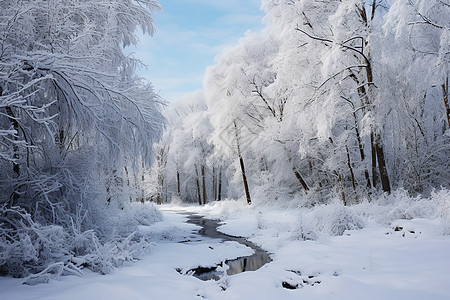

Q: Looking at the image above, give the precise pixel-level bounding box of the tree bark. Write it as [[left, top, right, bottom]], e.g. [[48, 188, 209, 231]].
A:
[[346, 145, 356, 191], [443, 76, 450, 128], [346, 94, 371, 188], [374, 136, 391, 193], [365, 51, 391, 194], [176, 169, 181, 197], [218, 167, 222, 201], [195, 164, 202, 205], [338, 174, 347, 206], [371, 132, 378, 188], [293, 169, 309, 192], [239, 156, 251, 205], [140, 161, 145, 203], [212, 166, 216, 200], [234, 120, 251, 204], [201, 165, 207, 205]]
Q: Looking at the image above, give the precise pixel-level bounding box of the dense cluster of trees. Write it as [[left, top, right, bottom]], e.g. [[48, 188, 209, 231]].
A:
[[0, 0, 164, 280], [155, 0, 449, 206]]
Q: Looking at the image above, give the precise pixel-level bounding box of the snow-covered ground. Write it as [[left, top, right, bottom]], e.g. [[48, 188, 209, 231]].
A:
[[1, 196, 450, 300]]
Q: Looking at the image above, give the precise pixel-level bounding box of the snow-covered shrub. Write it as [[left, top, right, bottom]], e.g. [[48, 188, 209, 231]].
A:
[[290, 202, 365, 240], [351, 189, 450, 235], [0, 205, 71, 278], [313, 203, 365, 236], [0, 203, 161, 282], [291, 213, 318, 241]]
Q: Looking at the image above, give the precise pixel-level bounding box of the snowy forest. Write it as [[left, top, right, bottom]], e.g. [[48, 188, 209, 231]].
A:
[[155, 0, 449, 205], [1, 0, 450, 296]]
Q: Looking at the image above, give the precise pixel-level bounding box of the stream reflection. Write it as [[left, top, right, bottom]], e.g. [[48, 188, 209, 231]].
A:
[[183, 213, 272, 280]]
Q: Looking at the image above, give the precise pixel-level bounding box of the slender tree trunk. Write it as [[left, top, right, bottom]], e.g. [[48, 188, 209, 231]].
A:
[[293, 169, 309, 192], [157, 178, 163, 205], [346, 145, 356, 191], [338, 174, 346, 206], [201, 165, 206, 205], [370, 132, 378, 188], [350, 104, 371, 188], [283, 145, 309, 193], [366, 56, 391, 194], [239, 156, 251, 204], [443, 76, 450, 128], [234, 120, 251, 204], [157, 167, 164, 205], [195, 164, 202, 205], [140, 161, 145, 203], [212, 166, 216, 200], [176, 169, 181, 197], [218, 167, 222, 201], [58, 129, 65, 153], [374, 136, 391, 193]]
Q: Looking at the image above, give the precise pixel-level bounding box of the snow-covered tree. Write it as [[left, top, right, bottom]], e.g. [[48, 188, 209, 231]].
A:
[[378, 0, 450, 192], [0, 0, 164, 279], [150, 92, 227, 205]]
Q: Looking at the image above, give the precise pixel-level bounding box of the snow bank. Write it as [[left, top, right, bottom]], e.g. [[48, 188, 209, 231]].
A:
[[0, 202, 162, 283]]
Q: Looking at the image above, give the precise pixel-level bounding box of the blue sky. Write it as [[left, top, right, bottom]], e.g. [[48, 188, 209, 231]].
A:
[[126, 0, 265, 101]]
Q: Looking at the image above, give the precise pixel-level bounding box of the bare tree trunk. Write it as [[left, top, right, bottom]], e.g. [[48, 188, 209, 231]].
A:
[[338, 174, 347, 206], [234, 120, 251, 204], [239, 157, 251, 205], [201, 165, 207, 205], [374, 136, 391, 193], [293, 169, 309, 192], [443, 76, 450, 128], [157, 169, 164, 205], [282, 144, 309, 193], [176, 169, 181, 197], [195, 164, 202, 205], [370, 132, 378, 188], [345, 94, 371, 188], [365, 53, 391, 194], [218, 167, 222, 201], [157, 178, 163, 205], [346, 145, 356, 191], [212, 166, 216, 200], [358, 134, 372, 188], [140, 161, 145, 203]]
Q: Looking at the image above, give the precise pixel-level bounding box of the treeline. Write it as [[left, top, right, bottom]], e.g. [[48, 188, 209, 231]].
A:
[[154, 0, 449, 206]]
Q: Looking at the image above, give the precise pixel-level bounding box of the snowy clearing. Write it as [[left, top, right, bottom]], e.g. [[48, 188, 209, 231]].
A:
[[1, 199, 450, 300]]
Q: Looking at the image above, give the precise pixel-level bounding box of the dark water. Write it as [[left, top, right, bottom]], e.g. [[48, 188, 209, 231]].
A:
[[181, 213, 272, 281]]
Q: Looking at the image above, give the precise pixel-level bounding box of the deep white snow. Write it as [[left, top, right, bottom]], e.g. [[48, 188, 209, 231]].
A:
[[1, 196, 450, 300]]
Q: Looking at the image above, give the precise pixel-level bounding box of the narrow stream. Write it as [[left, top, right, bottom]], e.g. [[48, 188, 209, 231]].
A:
[[180, 213, 272, 281]]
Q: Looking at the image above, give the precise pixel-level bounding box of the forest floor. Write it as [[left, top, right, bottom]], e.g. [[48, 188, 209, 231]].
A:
[[1, 200, 450, 299]]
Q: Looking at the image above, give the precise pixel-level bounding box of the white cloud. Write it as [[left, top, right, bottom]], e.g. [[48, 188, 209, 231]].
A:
[[150, 74, 205, 102]]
